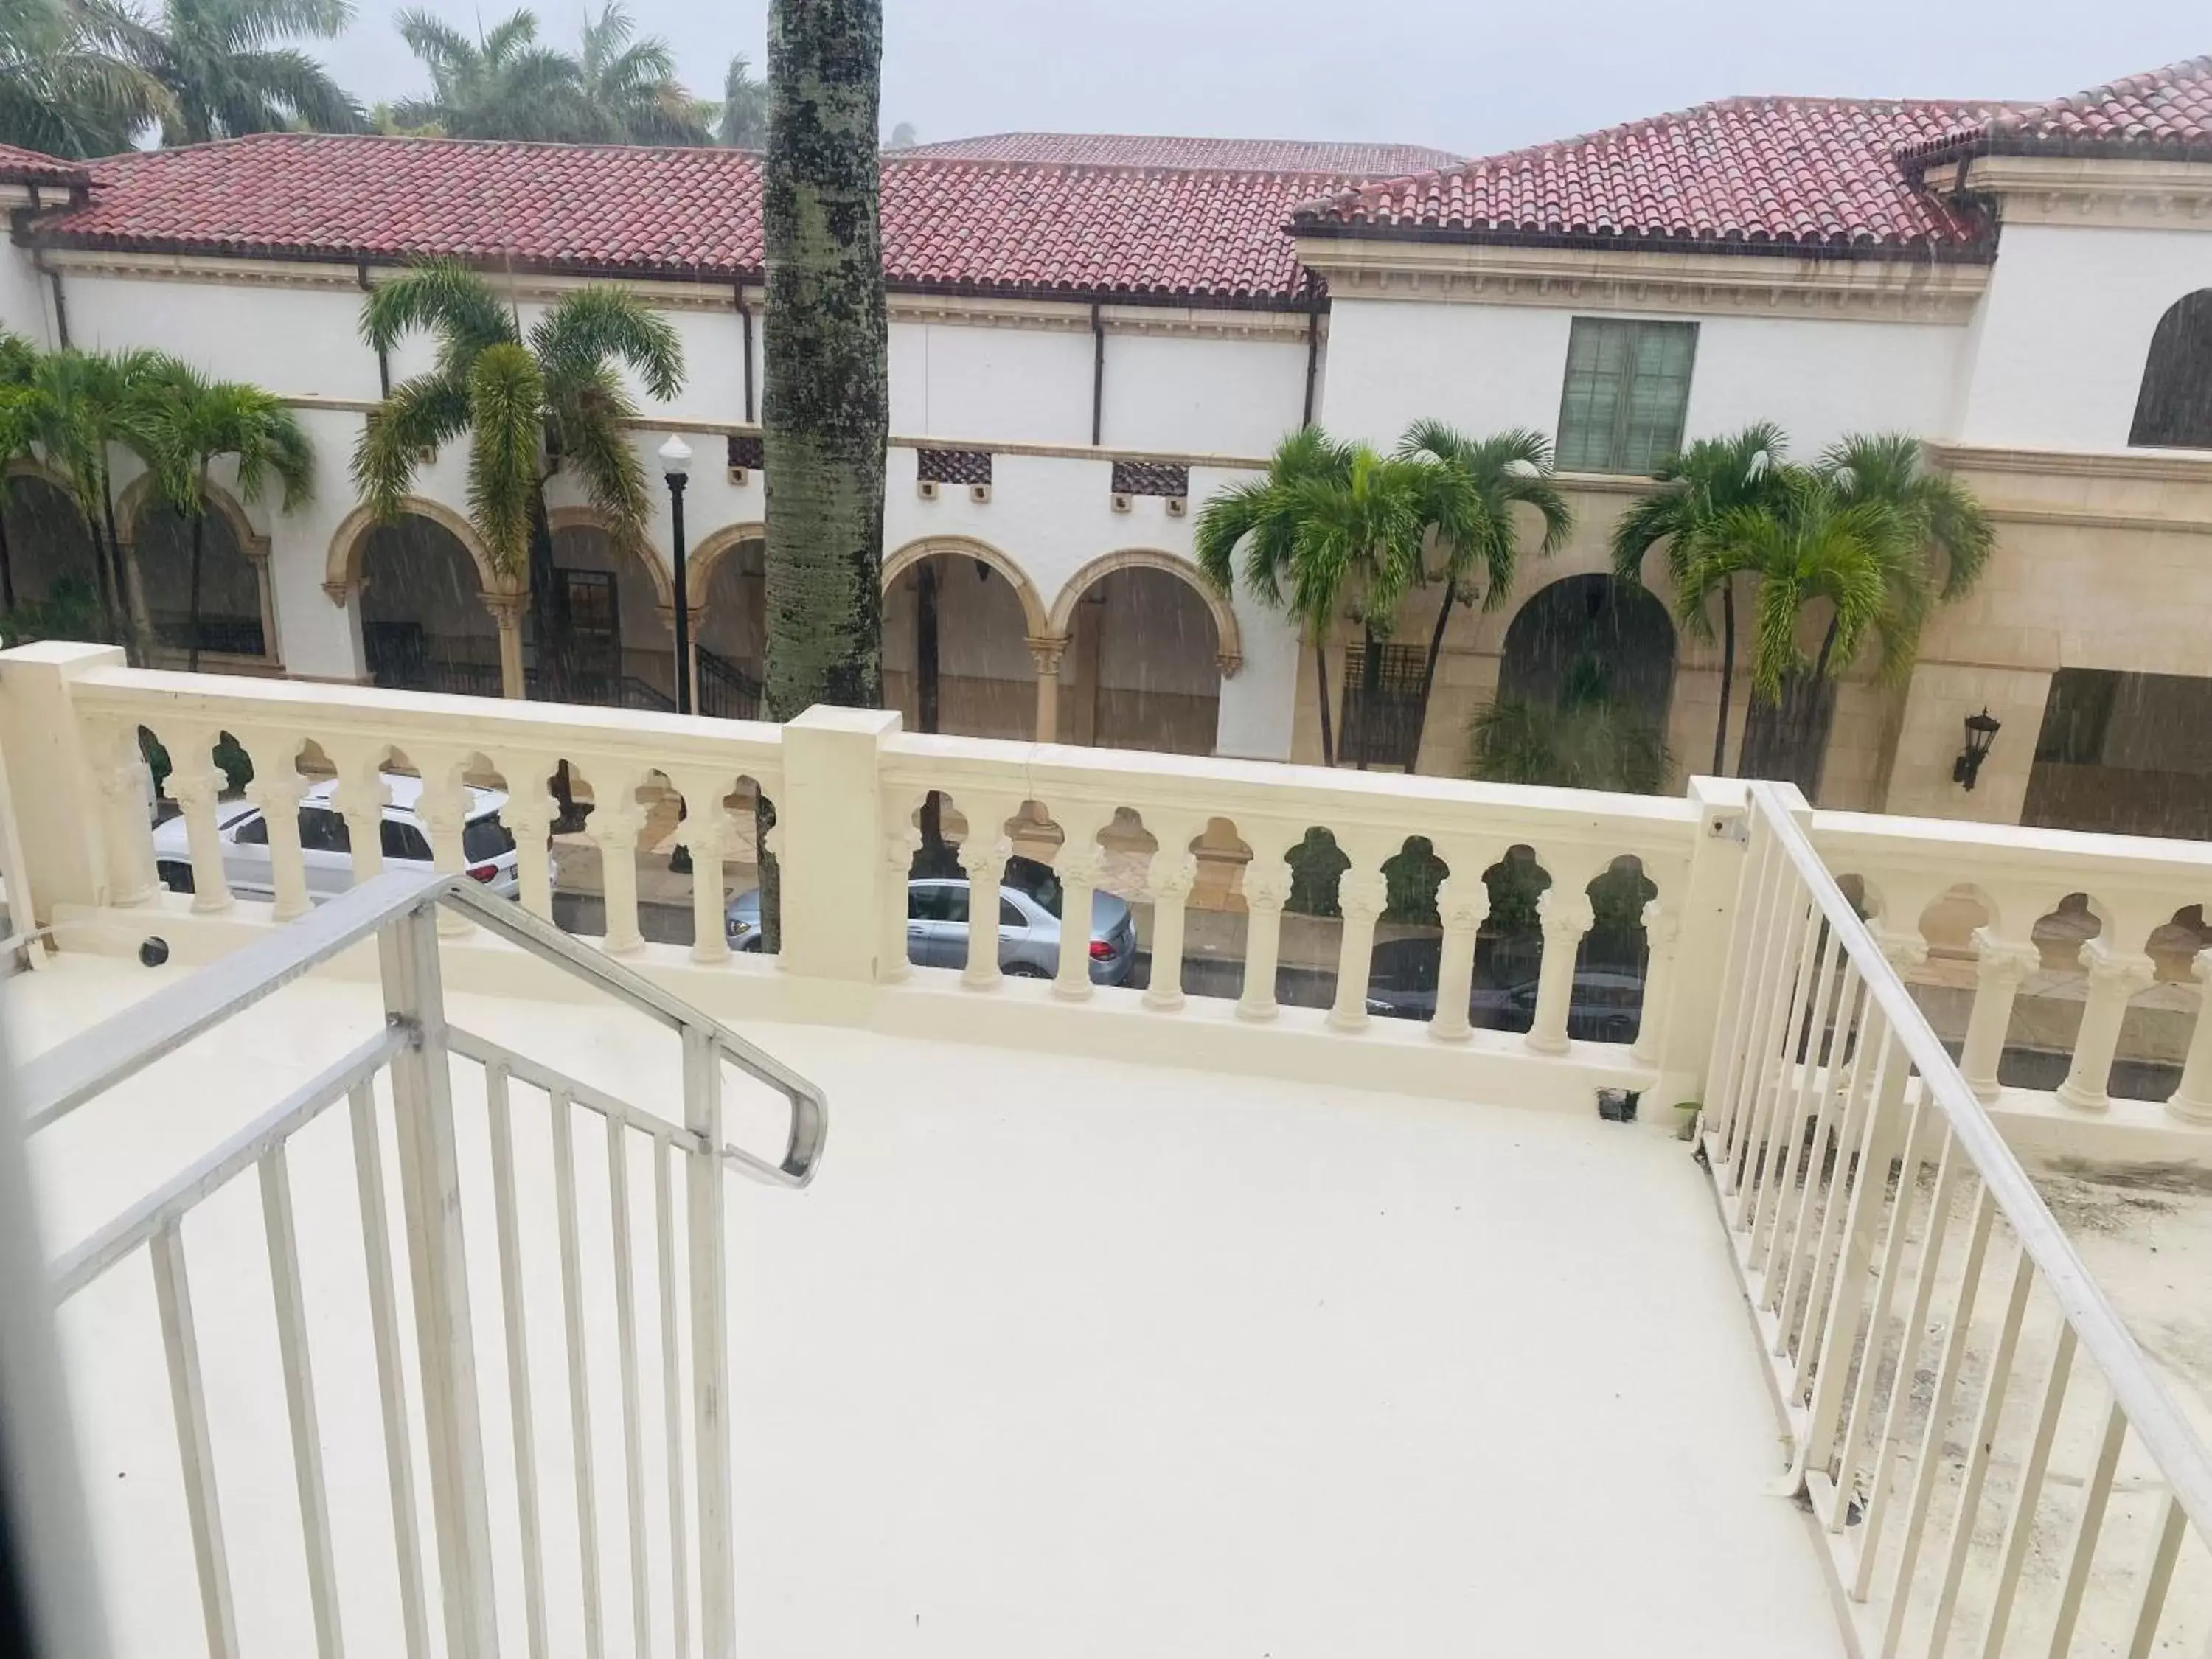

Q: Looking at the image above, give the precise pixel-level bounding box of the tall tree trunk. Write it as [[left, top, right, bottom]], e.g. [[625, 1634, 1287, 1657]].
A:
[[525, 485, 588, 831], [102, 478, 153, 668], [1711, 579, 1737, 777], [1405, 584, 1458, 773], [186, 471, 209, 672], [1354, 623, 1383, 770], [0, 500, 15, 613], [1312, 631, 1336, 769], [761, 0, 888, 718], [914, 560, 953, 877]]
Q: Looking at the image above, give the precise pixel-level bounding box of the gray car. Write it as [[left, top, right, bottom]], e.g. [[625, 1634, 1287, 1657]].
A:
[[724, 854, 1137, 984]]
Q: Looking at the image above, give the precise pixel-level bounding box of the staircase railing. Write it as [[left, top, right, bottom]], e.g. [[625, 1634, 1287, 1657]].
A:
[[1705, 782, 2212, 1656], [26, 870, 826, 1659]]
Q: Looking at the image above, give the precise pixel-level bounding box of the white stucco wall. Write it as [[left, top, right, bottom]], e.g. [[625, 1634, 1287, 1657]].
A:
[[1681, 314, 1963, 451], [0, 244, 58, 348], [1320, 299, 1574, 448], [891, 321, 1094, 444], [63, 276, 384, 401], [1955, 220, 2212, 451], [1100, 331, 1310, 455]]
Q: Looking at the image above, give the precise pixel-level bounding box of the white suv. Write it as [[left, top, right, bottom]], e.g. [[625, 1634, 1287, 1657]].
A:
[[151, 772, 529, 902]]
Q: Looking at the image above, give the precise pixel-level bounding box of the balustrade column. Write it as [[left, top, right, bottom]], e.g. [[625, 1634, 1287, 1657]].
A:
[[1236, 864, 1290, 1022], [881, 830, 918, 981], [164, 758, 234, 914], [1630, 899, 1678, 1065], [680, 802, 735, 966], [418, 772, 472, 936], [1142, 851, 1199, 1012], [959, 833, 1012, 990], [244, 767, 311, 920], [485, 591, 527, 700], [1053, 846, 1107, 999], [94, 723, 158, 907], [1326, 870, 1389, 1032], [1427, 874, 1489, 1043], [590, 802, 647, 956], [2164, 950, 2212, 1125], [501, 765, 558, 922], [1028, 637, 1066, 743], [1525, 890, 1596, 1056], [335, 766, 389, 883], [1959, 929, 2040, 1105], [2055, 941, 2155, 1113]]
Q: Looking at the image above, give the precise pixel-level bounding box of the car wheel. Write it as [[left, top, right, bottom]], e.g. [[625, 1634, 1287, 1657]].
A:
[[1006, 962, 1049, 978], [157, 861, 194, 895]]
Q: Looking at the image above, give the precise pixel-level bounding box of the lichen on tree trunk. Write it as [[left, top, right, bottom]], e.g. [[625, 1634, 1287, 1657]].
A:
[[761, 0, 888, 721]]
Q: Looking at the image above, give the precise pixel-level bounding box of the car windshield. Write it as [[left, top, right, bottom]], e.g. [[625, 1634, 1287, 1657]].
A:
[[1004, 854, 1063, 919]]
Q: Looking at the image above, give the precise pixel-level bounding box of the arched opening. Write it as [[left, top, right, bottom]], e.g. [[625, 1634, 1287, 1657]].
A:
[[694, 531, 765, 718], [1059, 566, 1222, 754], [540, 518, 675, 709], [134, 501, 268, 661], [0, 473, 100, 634], [884, 549, 1037, 740], [1476, 575, 1677, 792], [360, 515, 500, 694], [2131, 290, 2212, 449]]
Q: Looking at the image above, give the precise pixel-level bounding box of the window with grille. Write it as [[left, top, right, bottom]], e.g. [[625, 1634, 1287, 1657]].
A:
[[1111, 459, 1189, 497], [727, 434, 765, 473], [917, 447, 992, 485], [1339, 641, 1428, 769], [1554, 319, 1697, 474]]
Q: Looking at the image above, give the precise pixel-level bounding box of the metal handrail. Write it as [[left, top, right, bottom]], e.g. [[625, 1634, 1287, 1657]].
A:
[[22, 869, 827, 1188], [1745, 779, 2212, 1540]]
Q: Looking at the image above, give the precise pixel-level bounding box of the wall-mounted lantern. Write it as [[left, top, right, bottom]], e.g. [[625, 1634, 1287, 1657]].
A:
[[1953, 707, 2001, 790]]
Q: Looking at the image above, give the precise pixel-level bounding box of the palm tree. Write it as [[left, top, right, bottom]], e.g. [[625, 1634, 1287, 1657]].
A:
[[1467, 653, 1671, 794], [1609, 421, 1790, 776], [576, 2, 706, 145], [0, 0, 169, 156], [1195, 428, 1433, 769], [1397, 420, 1571, 761], [392, 7, 593, 142], [136, 366, 313, 669], [353, 258, 683, 711], [0, 328, 41, 613], [132, 0, 363, 145], [1815, 433, 1992, 684], [1677, 469, 1913, 789], [716, 51, 765, 147]]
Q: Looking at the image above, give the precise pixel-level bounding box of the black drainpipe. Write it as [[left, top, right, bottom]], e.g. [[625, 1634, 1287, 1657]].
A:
[[358, 262, 388, 395], [34, 252, 68, 348], [1090, 300, 1105, 445], [1301, 274, 1324, 428], [735, 284, 755, 422]]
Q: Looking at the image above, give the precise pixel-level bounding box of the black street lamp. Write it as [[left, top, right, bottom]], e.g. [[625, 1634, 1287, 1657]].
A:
[[1953, 707, 2001, 790], [658, 434, 693, 715]]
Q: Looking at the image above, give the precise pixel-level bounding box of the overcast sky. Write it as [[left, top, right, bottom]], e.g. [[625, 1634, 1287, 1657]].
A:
[[326, 0, 2205, 157]]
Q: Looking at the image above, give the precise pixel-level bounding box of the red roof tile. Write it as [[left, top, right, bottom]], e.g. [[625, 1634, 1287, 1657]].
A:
[[1298, 97, 2011, 256], [1901, 55, 2212, 167], [895, 132, 1460, 175], [41, 133, 1353, 306], [0, 142, 91, 188]]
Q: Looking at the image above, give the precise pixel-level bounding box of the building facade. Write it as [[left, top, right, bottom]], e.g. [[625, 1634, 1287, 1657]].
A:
[[3, 60, 2212, 833]]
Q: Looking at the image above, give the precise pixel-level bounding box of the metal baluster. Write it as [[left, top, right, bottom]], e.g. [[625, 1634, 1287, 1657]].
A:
[[486, 1065, 550, 1659], [2118, 1491, 2188, 1659], [607, 1111, 652, 1659], [550, 1088, 605, 1659], [1977, 1324, 2076, 1658], [2043, 1402, 2128, 1658], [685, 1026, 735, 1659], [655, 1133, 692, 1659], [260, 1145, 344, 1659], [152, 1221, 240, 1659]]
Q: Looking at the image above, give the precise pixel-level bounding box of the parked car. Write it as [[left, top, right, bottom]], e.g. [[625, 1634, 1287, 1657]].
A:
[[725, 854, 1138, 984], [152, 773, 531, 902], [1363, 936, 1647, 1043]]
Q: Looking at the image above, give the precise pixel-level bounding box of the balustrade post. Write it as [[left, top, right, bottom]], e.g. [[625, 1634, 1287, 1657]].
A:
[[1326, 869, 1389, 1032], [678, 795, 735, 966], [501, 760, 559, 922], [335, 762, 389, 884], [1525, 889, 1596, 1055], [1237, 862, 1289, 1021], [1028, 636, 1066, 742], [417, 768, 473, 937], [91, 716, 159, 908], [1959, 929, 2039, 1104], [959, 832, 1012, 990], [1630, 898, 1678, 1065], [1427, 874, 1488, 1043], [1053, 844, 1107, 999], [2166, 950, 2212, 1124], [163, 742, 234, 914], [590, 799, 647, 956], [244, 764, 311, 921], [881, 828, 918, 980], [2055, 940, 2156, 1113], [779, 706, 901, 984], [1142, 849, 1199, 1011], [0, 643, 132, 919]]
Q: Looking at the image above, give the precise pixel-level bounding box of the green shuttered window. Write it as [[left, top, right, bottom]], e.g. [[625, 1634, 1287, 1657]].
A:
[[1555, 318, 1697, 474]]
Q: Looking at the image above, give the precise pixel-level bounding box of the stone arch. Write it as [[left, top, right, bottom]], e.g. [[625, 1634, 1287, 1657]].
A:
[[883, 535, 1049, 639], [115, 473, 271, 560], [326, 498, 503, 603], [1, 459, 98, 609], [686, 520, 767, 609], [547, 504, 676, 616], [2131, 289, 2212, 448], [1499, 573, 1677, 725], [5, 455, 79, 497], [1047, 547, 1242, 675]]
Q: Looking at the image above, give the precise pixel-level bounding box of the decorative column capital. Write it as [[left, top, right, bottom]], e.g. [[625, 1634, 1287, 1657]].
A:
[[1242, 863, 1291, 914], [884, 826, 922, 871], [2191, 947, 2212, 987], [481, 588, 529, 625], [2079, 940, 2156, 994], [1436, 873, 1489, 933], [1057, 846, 1109, 889], [1147, 850, 1200, 903], [245, 768, 310, 812], [1338, 869, 1389, 925], [588, 803, 646, 852], [1537, 888, 1594, 942], [164, 766, 223, 810], [958, 834, 1012, 879], [1970, 928, 2042, 987], [1639, 897, 1677, 947], [1874, 928, 1929, 972], [1025, 633, 1069, 676]]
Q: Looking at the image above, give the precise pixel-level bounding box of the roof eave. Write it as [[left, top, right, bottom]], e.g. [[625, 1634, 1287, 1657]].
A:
[[1286, 216, 1999, 265]]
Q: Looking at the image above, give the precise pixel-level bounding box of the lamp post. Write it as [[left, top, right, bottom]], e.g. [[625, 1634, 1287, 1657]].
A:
[[659, 435, 693, 714]]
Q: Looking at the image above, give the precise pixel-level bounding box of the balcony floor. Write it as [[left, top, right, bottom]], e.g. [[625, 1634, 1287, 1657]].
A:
[[11, 951, 1843, 1659]]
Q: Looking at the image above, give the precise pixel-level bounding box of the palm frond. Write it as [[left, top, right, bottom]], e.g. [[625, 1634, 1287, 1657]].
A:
[[360, 259, 515, 358], [462, 342, 543, 580], [529, 286, 684, 401], [350, 372, 467, 521]]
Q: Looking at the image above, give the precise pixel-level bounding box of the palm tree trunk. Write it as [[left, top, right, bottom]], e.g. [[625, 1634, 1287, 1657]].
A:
[[186, 478, 209, 672], [1712, 580, 1737, 777], [102, 479, 153, 668], [0, 504, 15, 613], [760, 0, 888, 719], [1354, 623, 1385, 770], [1405, 584, 1457, 772], [1312, 632, 1336, 769]]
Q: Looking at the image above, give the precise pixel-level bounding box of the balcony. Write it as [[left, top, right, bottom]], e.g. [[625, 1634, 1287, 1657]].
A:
[[4, 641, 2211, 1658]]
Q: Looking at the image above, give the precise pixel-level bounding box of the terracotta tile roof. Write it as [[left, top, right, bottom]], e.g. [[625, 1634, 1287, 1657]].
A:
[[0, 142, 91, 188], [894, 132, 1460, 175], [1296, 97, 2011, 257], [41, 133, 1346, 306], [1900, 55, 2212, 167]]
